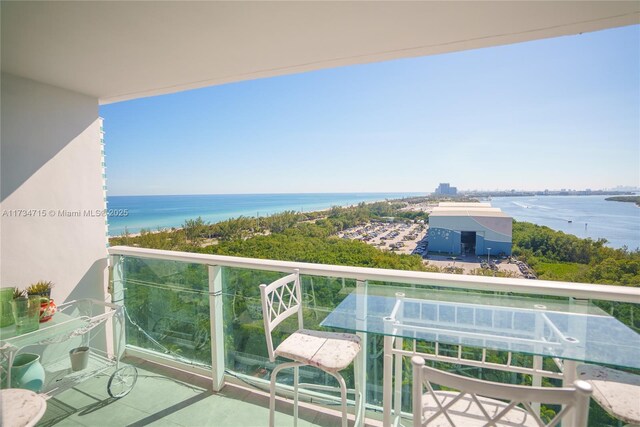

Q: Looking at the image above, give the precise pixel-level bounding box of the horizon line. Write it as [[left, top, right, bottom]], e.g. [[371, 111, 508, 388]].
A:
[[106, 191, 426, 197], [106, 188, 639, 198]]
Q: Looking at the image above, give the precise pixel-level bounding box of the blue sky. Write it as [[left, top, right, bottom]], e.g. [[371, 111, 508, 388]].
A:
[[101, 25, 639, 196]]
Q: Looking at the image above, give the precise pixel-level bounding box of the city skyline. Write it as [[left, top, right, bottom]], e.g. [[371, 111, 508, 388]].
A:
[[105, 185, 639, 198], [100, 25, 639, 196]]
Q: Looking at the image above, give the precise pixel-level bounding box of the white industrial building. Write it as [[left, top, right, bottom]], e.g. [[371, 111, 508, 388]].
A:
[[428, 202, 512, 256]]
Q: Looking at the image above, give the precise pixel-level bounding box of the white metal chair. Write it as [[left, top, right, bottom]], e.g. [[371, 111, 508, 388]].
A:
[[411, 356, 592, 427], [577, 364, 640, 426], [260, 270, 361, 427]]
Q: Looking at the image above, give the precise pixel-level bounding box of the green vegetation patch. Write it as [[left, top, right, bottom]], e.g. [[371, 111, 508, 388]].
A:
[[512, 221, 639, 286], [533, 262, 589, 282], [605, 196, 640, 206]]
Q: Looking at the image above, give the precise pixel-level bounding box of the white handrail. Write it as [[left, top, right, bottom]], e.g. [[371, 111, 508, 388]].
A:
[[108, 246, 640, 303]]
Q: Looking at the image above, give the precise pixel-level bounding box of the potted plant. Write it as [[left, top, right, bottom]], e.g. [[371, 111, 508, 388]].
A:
[[13, 287, 26, 299], [26, 281, 56, 323], [26, 281, 54, 298]]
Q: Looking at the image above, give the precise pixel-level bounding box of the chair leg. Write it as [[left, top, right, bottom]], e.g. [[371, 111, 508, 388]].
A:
[[272, 362, 352, 427], [326, 371, 349, 427], [269, 362, 303, 427], [353, 340, 367, 427], [269, 368, 278, 427], [294, 366, 299, 427], [339, 376, 348, 427]]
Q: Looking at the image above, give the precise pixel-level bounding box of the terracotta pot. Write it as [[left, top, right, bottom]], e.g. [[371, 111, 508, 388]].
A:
[[39, 298, 57, 323]]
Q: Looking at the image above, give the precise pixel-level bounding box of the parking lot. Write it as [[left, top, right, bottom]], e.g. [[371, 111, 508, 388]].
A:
[[423, 254, 530, 277], [339, 222, 532, 278], [338, 221, 426, 255]]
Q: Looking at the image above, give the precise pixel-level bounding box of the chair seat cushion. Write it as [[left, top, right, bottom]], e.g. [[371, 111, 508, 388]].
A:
[[275, 329, 361, 372], [421, 391, 539, 426]]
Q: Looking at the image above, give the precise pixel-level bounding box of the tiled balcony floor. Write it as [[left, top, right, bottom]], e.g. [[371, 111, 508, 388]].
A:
[[37, 357, 368, 427]]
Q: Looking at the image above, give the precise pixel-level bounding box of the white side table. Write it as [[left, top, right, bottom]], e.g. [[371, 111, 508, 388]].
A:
[[0, 388, 47, 427], [577, 364, 640, 426]]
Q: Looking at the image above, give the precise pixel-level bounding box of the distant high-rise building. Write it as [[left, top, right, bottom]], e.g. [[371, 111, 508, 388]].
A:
[[434, 183, 457, 196]]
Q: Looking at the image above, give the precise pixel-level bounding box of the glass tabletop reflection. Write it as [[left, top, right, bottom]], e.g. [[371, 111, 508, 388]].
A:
[[321, 286, 640, 370]]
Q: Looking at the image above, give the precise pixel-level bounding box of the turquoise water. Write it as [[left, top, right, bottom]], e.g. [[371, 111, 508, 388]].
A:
[[490, 195, 640, 250], [107, 193, 640, 250], [107, 192, 422, 236]]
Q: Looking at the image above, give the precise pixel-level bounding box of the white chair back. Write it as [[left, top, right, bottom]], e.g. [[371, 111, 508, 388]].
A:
[[259, 270, 303, 362], [412, 356, 592, 427]]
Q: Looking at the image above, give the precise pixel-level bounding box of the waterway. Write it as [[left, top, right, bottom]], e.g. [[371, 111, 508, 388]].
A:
[[490, 195, 640, 250]]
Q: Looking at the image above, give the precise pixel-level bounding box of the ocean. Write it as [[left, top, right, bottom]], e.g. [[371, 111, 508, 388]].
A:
[[107, 193, 640, 250], [106, 192, 422, 236], [490, 195, 640, 250]]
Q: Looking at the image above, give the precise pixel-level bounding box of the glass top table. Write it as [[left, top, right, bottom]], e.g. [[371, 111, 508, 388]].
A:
[[321, 285, 640, 370]]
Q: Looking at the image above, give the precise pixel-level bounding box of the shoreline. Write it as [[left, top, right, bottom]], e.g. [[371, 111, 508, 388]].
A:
[[109, 196, 411, 238], [109, 194, 640, 250]]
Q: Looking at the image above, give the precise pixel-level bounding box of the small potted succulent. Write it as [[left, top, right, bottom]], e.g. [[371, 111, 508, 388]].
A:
[[26, 281, 56, 323], [26, 281, 54, 299], [13, 287, 26, 299]]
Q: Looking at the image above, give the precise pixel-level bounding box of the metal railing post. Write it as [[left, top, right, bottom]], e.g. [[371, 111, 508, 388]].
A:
[[109, 254, 125, 304], [532, 307, 543, 416], [209, 265, 225, 391], [562, 359, 578, 426], [393, 293, 405, 421], [383, 317, 395, 427], [109, 254, 125, 359], [355, 279, 368, 427]]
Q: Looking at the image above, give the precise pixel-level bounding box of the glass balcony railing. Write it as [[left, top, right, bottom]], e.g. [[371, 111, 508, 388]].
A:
[[109, 247, 639, 426], [117, 257, 211, 367]]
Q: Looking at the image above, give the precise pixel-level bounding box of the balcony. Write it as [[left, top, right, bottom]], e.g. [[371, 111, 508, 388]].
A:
[[2, 3, 639, 427], [30, 246, 639, 426], [38, 356, 353, 427]]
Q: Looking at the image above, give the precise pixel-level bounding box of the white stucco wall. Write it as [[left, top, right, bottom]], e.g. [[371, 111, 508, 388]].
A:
[[1, 73, 108, 303]]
